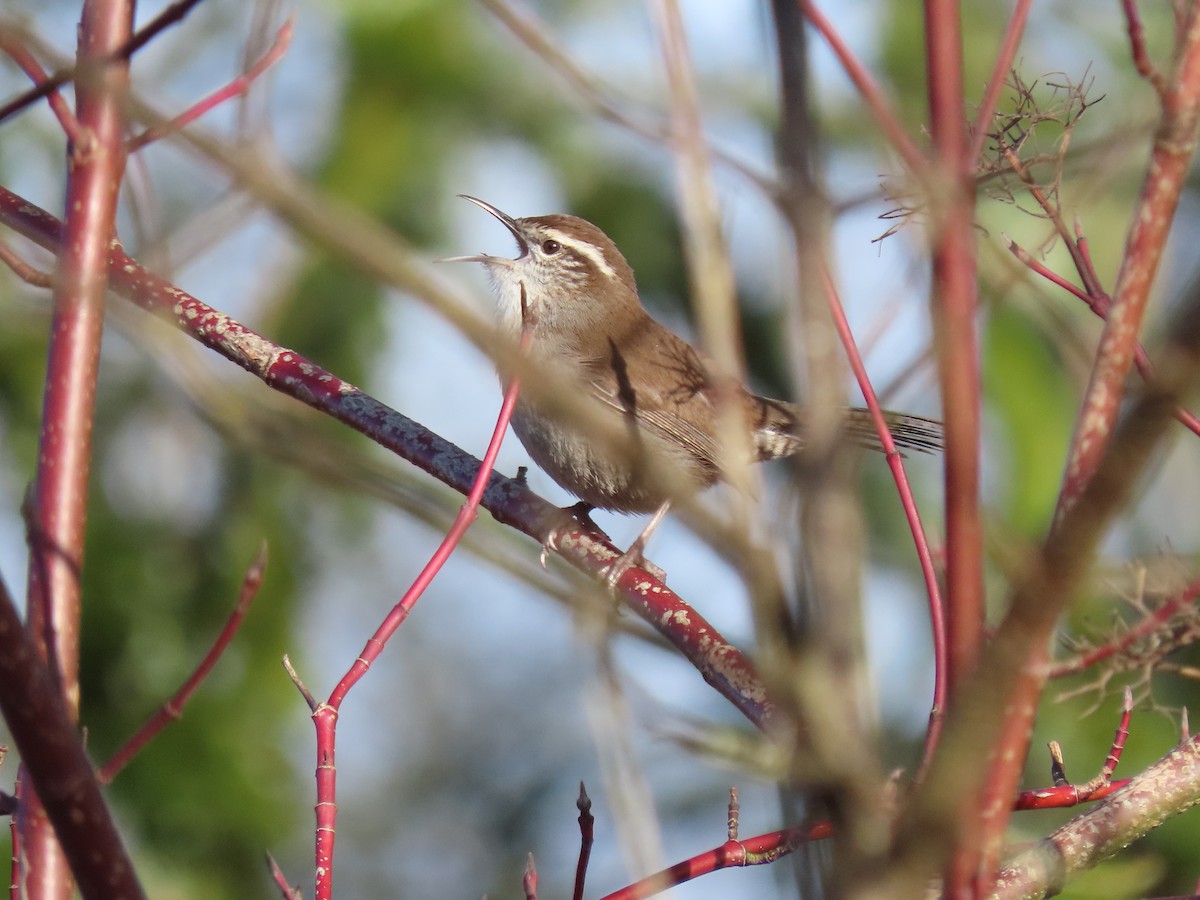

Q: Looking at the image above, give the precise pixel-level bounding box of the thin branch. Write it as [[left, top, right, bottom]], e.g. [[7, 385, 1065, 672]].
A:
[[265, 853, 302, 900], [798, 0, 926, 174], [126, 15, 294, 152], [313, 303, 533, 899], [967, 0, 1034, 163], [96, 545, 267, 784], [0, 239, 53, 288], [572, 783, 594, 900], [819, 262, 947, 773], [1004, 234, 1200, 438], [1123, 0, 1169, 95], [0, 31, 83, 144], [599, 819, 832, 900]]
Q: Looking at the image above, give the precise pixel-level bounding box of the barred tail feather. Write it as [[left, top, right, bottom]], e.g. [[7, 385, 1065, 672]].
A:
[[751, 397, 943, 460]]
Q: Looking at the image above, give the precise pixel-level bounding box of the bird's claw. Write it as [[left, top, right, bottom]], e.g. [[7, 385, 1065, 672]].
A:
[[602, 547, 666, 590]]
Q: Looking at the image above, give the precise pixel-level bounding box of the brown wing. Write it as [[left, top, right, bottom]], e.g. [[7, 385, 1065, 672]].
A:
[[580, 314, 725, 471]]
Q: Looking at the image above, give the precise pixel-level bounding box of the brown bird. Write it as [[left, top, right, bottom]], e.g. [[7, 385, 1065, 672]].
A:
[[445, 196, 941, 584]]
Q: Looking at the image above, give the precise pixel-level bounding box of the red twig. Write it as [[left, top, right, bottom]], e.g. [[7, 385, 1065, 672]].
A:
[[1014, 687, 1134, 809], [797, 0, 925, 175], [0, 240, 53, 288], [967, 0, 1034, 164], [0, 33, 83, 145], [1003, 236, 1093, 304], [96, 545, 267, 784], [1048, 577, 1200, 677], [819, 261, 947, 772], [311, 297, 533, 900], [573, 783, 594, 900], [126, 16, 295, 152], [1006, 234, 1200, 439], [1013, 778, 1130, 811], [265, 853, 302, 900], [599, 820, 832, 900]]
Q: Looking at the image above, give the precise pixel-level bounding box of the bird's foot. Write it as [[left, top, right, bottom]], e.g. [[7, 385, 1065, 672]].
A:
[[539, 502, 611, 568], [602, 541, 666, 590]]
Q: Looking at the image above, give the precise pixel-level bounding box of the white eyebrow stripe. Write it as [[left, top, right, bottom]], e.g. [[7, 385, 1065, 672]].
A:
[[542, 228, 615, 278]]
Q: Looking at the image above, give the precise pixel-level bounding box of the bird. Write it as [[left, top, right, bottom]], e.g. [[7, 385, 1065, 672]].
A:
[[443, 195, 941, 585]]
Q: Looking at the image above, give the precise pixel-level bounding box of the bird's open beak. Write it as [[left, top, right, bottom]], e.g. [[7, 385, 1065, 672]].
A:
[[436, 195, 530, 266]]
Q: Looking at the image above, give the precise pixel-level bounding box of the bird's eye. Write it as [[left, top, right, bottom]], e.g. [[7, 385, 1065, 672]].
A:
[[541, 239, 561, 255]]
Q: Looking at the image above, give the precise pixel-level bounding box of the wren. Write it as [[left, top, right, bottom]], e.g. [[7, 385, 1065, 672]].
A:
[[445, 196, 941, 585]]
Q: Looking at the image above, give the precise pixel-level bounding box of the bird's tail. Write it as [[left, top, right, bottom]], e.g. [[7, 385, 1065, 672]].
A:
[[751, 397, 943, 460]]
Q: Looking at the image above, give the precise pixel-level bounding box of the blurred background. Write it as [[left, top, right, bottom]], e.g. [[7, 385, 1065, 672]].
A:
[[0, 0, 1199, 897]]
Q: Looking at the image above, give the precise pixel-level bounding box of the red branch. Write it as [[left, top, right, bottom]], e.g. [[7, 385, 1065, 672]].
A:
[[0, 33, 83, 145], [1005, 235, 1200, 439], [266, 853, 302, 900], [1015, 688, 1134, 808], [599, 821, 832, 900], [922, 0, 988, 890], [967, 0, 1034, 164], [819, 261, 947, 770], [310, 306, 532, 900], [96, 545, 267, 784], [1123, 0, 1168, 95], [21, 2, 134, 896], [1057, 6, 1200, 520], [798, 1, 925, 174], [1047, 578, 1200, 677], [126, 16, 295, 152]]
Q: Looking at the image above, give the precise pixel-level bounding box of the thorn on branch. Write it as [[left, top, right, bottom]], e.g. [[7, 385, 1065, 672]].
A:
[[283, 654, 318, 712], [523, 852, 538, 900], [265, 852, 303, 900], [727, 786, 739, 840]]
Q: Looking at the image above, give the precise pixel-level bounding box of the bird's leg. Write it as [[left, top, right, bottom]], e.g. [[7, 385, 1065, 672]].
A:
[[604, 501, 670, 589], [539, 502, 612, 567]]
